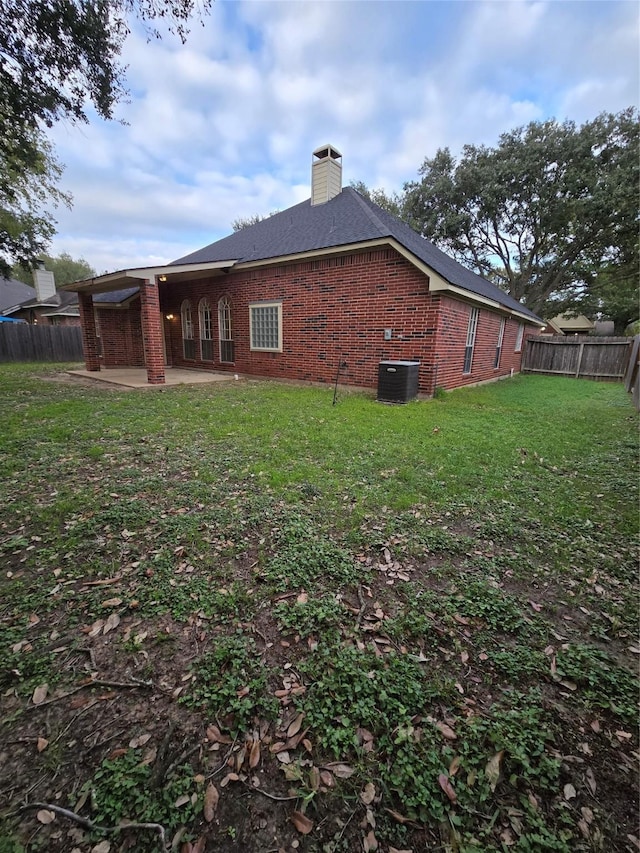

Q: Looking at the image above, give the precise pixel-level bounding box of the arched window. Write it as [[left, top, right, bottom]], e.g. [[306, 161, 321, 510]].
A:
[[199, 298, 213, 361], [218, 296, 234, 363], [181, 300, 195, 360]]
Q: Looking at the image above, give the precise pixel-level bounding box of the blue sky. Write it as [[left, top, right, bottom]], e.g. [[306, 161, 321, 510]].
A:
[[48, 0, 639, 275]]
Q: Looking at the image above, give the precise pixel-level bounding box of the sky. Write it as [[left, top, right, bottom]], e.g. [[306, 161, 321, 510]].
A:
[[47, 0, 639, 276]]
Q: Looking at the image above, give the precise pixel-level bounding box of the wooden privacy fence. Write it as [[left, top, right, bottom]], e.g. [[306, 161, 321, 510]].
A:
[[0, 323, 83, 363], [522, 335, 633, 381]]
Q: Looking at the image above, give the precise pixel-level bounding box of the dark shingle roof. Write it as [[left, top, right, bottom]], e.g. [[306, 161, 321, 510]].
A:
[[93, 287, 140, 304], [0, 277, 36, 313], [172, 187, 541, 323]]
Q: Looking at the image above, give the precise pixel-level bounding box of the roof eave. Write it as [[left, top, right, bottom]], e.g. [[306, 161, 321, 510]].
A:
[[62, 260, 240, 294]]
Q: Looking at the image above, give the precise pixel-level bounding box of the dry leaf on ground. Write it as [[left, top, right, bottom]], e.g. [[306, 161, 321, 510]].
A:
[[203, 783, 219, 821], [36, 809, 55, 824], [360, 782, 376, 805], [291, 811, 313, 834], [32, 684, 48, 705]]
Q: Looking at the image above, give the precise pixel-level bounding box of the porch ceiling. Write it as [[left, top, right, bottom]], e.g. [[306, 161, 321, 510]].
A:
[[61, 260, 239, 295]]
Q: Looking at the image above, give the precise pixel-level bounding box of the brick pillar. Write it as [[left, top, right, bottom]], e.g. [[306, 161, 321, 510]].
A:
[[140, 278, 165, 384], [78, 292, 100, 371]]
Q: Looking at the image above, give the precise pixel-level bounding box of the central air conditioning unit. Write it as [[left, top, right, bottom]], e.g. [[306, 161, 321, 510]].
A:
[[377, 361, 420, 403]]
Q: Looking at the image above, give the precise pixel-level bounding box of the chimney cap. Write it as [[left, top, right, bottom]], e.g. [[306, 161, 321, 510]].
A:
[[313, 144, 342, 162]]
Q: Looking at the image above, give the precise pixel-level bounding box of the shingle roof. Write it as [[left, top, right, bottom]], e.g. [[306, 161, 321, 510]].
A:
[[0, 277, 36, 314], [172, 187, 541, 323], [93, 287, 140, 304]]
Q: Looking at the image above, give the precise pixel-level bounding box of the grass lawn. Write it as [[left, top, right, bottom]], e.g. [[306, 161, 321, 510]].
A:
[[0, 363, 637, 853]]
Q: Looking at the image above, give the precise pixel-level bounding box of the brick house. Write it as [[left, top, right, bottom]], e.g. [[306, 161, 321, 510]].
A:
[[65, 146, 543, 392], [2, 264, 80, 326]]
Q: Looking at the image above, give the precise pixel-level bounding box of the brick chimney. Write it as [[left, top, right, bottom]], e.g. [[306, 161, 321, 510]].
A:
[[311, 144, 342, 206], [33, 261, 56, 302]]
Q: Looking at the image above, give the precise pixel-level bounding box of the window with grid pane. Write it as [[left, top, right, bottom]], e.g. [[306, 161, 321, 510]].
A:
[[218, 296, 234, 362], [463, 307, 479, 374], [181, 299, 195, 360], [199, 298, 213, 361], [250, 302, 282, 352], [494, 318, 505, 369]]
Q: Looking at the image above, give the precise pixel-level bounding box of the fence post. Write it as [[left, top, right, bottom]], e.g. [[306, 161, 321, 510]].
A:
[[575, 342, 585, 378]]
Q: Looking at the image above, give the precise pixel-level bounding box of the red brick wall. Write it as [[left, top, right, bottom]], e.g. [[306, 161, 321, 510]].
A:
[[433, 296, 538, 390], [97, 247, 539, 394], [96, 304, 145, 367]]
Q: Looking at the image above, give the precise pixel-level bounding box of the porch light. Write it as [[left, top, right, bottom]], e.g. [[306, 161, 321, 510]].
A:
[[159, 275, 167, 282], [165, 313, 175, 320]]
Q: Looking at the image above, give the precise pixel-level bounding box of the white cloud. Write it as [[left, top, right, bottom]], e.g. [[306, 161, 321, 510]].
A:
[[47, 0, 639, 273]]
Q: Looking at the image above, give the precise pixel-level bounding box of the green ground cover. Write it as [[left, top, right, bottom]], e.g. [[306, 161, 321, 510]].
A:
[[0, 363, 637, 852]]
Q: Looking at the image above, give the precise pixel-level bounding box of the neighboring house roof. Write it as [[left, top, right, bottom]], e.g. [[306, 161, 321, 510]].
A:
[[0, 276, 36, 314], [172, 187, 542, 324], [2, 289, 79, 317], [547, 314, 594, 334]]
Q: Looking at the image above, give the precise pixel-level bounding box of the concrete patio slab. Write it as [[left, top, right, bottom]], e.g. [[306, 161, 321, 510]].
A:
[[67, 367, 237, 389]]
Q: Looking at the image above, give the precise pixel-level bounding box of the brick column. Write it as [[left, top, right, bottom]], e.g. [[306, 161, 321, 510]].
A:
[[140, 278, 165, 384], [78, 292, 100, 371]]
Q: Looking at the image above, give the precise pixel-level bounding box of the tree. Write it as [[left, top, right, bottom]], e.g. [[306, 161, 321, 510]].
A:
[[12, 252, 96, 288], [231, 211, 279, 232], [0, 0, 212, 271], [349, 181, 403, 217], [0, 121, 70, 277], [402, 109, 639, 317]]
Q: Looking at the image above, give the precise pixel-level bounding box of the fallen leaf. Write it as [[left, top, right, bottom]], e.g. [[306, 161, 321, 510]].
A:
[[453, 614, 470, 625], [128, 733, 151, 749], [323, 762, 355, 779], [102, 613, 120, 634], [485, 750, 504, 793], [101, 598, 122, 608], [585, 767, 596, 795], [438, 773, 457, 803], [206, 724, 232, 744], [92, 842, 111, 853], [291, 811, 313, 834], [276, 751, 291, 764], [32, 684, 48, 705], [296, 592, 309, 604], [249, 738, 261, 769], [460, 650, 469, 664], [36, 737, 49, 752], [174, 794, 190, 808], [287, 712, 305, 739], [220, 772, 239, 787], [564, 783, 577, 800], [615, 730, 632, 741], [389, 848, 413, 853], [236, 685, 250, 698], [529, 600, 542, 612], [203, 783, 219, 822], [36, 809, 55, 824], [360, 782, 376, 805], [320, 770, 334, 787], [435, 721, 457, 740], [449, 755, 461, 777], [363, 829, 378, 851]]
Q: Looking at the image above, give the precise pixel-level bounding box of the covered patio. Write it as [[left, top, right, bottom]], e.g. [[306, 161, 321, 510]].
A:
[[67, 366, 237, 389], [63, 259, 237, 385]]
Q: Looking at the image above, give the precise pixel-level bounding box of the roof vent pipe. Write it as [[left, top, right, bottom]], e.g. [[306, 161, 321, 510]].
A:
[[311, 144, 342, 206]]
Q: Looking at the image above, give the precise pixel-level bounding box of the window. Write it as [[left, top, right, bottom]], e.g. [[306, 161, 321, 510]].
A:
[[463, 307, 479, 374], [218, 296, 234, 363], [181, 299, 195, 360], [250, 301, 282, 352], [515, 323, 524, 352], [494, 318, 505, 369], [199, 298, 213, 361]]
